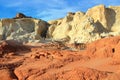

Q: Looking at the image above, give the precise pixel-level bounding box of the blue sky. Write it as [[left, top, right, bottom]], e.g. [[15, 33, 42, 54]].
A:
[[0, 0, 120, 21]]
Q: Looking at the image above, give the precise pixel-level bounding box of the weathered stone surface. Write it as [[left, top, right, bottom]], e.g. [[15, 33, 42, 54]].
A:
[[86, 5, 108, 30], [1, 5, 120, 44], [0, 18, 49, 43], [48, 5, 120, 43], [0, 69, 15, 80], [1, 36, 120, 80], [109, 6, 120, 32], [73, 11, 85, 23], [48, 13, 108, 43], [13, 13, 32, 19], [48, 18, 63, 25]]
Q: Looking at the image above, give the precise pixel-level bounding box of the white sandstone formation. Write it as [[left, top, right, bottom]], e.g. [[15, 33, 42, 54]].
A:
[[1, 5, 120, 44], [48, 5, 120, 43], [0, 17, 49, 43]]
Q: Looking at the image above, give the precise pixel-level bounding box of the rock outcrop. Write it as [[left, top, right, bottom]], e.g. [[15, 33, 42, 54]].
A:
[[13, 13, 32, 19], [1, 5, 120, 44], [48, 5, 120, 43], [0, 14, 49, 43], [109, 6, 120, 32]]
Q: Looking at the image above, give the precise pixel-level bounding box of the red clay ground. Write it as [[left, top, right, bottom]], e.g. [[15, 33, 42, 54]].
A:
[[0, 36, 120, 80]]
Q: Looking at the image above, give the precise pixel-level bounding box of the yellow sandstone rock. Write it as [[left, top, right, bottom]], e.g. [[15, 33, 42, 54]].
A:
[[48, 5, 120, 43]]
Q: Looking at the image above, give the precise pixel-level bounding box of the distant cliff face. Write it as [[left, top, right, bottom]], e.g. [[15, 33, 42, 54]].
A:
[[0, 13, 49, 43], [48, 5, 120, 43]]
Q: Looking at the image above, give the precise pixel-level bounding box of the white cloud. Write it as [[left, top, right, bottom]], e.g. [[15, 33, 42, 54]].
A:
[[1, 0, 73, 20], [3, 0, 67, 8], [5, 2, 23, 7], [7, 0, 78, 21], [36, 7, 77, 21], [3, 0, 120, 21]]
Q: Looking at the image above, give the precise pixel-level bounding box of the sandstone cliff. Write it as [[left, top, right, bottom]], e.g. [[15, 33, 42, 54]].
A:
[[0, 14, 49, 43], [48, 5, 120, 43], [1, 5, 120, 44]]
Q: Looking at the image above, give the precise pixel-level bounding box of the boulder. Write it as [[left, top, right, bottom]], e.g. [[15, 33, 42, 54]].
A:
[[86, 5, 109, 30], [13, 13, 32, 19]]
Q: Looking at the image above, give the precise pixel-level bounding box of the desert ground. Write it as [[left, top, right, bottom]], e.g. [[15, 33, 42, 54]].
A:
[[0, 36, 120, 80], [1, 5, 120, 80]]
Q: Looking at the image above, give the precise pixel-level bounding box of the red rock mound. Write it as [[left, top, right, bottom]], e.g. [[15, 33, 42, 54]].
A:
[[56, 67, 110, 80], [85, 36, 120, 58], [0, 40, 30, 57], [0, 36, 120, 80]]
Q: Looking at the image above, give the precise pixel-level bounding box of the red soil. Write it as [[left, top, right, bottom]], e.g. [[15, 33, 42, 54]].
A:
[[0, 36, 120, 80]]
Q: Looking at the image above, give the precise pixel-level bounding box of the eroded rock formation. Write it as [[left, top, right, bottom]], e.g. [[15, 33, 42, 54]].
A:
[[13, 13, 32, 19], [48, 5, 120, 43], [0, 36, 120, 80], [1, 5, 120, 44], [0, 15, 49, 43]]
